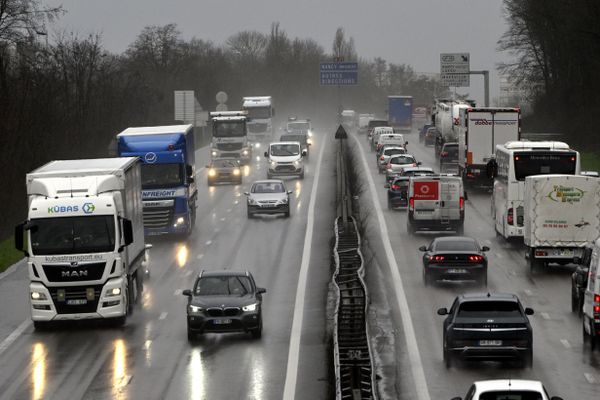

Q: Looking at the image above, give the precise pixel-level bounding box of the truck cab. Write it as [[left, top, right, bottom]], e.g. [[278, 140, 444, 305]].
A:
[[117, 125, 197, 237], [242, 96, 274, 145], [210, 111, 252, 165]]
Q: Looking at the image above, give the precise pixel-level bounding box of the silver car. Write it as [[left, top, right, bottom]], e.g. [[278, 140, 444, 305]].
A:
[[244, 180, 293, 218], [377, 146, 407, 173], [385, 154, 421, 182]]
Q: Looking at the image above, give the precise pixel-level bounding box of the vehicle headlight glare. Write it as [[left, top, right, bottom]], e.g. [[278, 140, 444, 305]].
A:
[[242, 150, 249, 156], [31, 291, 46, 300], [208, 168, 216, 177], [233, 168, 241, 176], [270, 161, 277, 167], [108, 287, 121, 296], [242, 303, 258, 312], [176, 217, 185, 225], [211, 151, 218, 157], [254, 143, 261, 149], [307, 138, 312, 145], [307, 130, 313, 137], [294, 160, 300, 166], [189, 305, 202, 313]]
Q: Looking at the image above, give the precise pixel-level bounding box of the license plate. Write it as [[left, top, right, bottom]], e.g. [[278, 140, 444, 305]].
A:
[[553, 249, 573, 256], [260, 204, 276, 208], [479, 340, 502, 346], [213, 319, 232, 325], [447, 268, 468, 274], [472, 169, 480, 173], [66, 299, 87, 305]]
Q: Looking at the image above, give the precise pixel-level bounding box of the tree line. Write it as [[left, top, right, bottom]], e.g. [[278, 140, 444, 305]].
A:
[[0, 0, 443, 240], [499, 0, 600, 148]]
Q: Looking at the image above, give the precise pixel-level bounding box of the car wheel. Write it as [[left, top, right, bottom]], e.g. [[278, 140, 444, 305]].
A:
[[247, 206, 254, 219], [284, 207, 290, 218], [251, 318, 263, 339], [479, 272, 488, 287], [299, 171, 305, 179], [443, 346, 452, 368], [33, 321, 51, 331], [522, 349, 533, 368], [187, 327, 196, 342]]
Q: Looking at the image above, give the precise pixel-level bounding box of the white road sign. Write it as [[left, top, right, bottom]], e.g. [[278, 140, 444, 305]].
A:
[[440, 53, 470, 87], [174, 90, 195, 121]]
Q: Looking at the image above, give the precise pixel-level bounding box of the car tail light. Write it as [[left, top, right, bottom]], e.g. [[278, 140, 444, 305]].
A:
[[507, 208, 514, 225], [459, 197, 465, 211], [441, 151, 448, 157], [468, 255, 483, 262], [535, 250, 547, 257], [594, 294, 600, 315], [429, 255, 445, 263], [409, 197, 414, 211], [380, 155, 385, 160], [391, 184, 400, 191]]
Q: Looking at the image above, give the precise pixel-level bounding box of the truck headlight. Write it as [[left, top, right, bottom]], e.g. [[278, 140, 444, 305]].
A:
[[211, 151, 218, 157], [31, 291, 47, 300], [242, 150, 249, 156], [270, 161, 277, 167], [233, 168, 241, 176], [208, 168, 216, 177], [307, 138, 313, 145], [175, 217, 185, 225], [254, 142, 261, 149], [242, 303, 258, 312], [188, 305, 203, 314], [107, 287, 121, 297]]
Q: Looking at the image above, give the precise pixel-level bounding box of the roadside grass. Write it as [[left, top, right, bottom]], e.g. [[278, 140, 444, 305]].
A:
[[581, 152, 600, 172], [0, 237, 22, 274]]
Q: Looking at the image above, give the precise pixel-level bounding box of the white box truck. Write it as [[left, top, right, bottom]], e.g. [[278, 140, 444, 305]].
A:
[[457, 107, 520, 187], [15, 158, 150, 328], [524, 174, 600, 272]]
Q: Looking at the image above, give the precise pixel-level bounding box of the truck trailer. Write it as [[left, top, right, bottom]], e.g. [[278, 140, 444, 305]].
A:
[[15, 158, 149, 328], [388, 96, 413, 132]]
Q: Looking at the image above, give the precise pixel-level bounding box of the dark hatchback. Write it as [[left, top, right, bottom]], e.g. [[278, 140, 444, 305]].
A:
[[206, 158, 242, 185], [438, 293, 534, 368], [419, 123, 434, 143], [424, 127, 439, 146], [439, 142, 459, 171], [386, 176, 410, 209], [420, 236, 489, 286], [183, 270, 266, 340]]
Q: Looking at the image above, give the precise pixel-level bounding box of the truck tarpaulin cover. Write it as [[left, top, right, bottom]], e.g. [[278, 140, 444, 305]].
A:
[[524, 175, 600, 247], [414, 181, 439, 200]]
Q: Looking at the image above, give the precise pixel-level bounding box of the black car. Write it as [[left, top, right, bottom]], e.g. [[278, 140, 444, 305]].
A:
[[438, 293, 534, 368], [424, 127, 439, 146], [439, 142, 459, 172], [183, 270, 266, 340], [420, 236, 489, 286], [386, 176, 410, 209], [206, 158, 242, 186], [419, 124, 433, 143]]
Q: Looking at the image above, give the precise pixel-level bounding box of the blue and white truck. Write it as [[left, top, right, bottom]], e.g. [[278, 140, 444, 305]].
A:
[[117, 125, 197, 237], [388, 95, 413, 132]]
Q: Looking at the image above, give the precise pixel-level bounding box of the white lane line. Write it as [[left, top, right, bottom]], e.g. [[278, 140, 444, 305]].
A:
[[541, 312, 550, 320], [185, 270, 193, 277], [197, 254, 204, 260], [159, 312, 168, 320], [173, 289, 182, 296], [351, 134, 431, 400], [584, 372, 598, 384], [560, 339, 571, 349], [282, 141, 326, 400], [524, 289, 533, 296], [0, 320, 31, 357], [205, 240, 212, 246], [496, 253, 503, 259]]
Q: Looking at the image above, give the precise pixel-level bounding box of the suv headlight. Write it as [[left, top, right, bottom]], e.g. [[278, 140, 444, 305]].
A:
[[242, 303, 258, 312], [188, 305, 203, 314], [248, 198, 257, 205], [31, 291, 47, 300], [280, 197, 288, 204]]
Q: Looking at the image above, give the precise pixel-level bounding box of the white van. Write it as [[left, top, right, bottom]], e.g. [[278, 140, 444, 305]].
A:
[[264, 141, 306, 179], [376, 133, 407, 152], [371, 126, 394, 150], [583, 238, 600, 350], [407, 175, 465, 234]]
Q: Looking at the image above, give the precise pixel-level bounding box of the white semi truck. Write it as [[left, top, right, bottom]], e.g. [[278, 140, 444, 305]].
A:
[[242, 96, 274, 144], [15, 158, 149, 328], [524, 174, 600, 272], [210, 111, 252, 165]]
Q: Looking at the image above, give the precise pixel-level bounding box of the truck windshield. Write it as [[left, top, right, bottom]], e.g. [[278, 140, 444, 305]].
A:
[[287, 122, 310, 131], [141, 164, 183, 188], [213, 122, 246, 137], [246, 107, 271, 119], [271, 144, 300, 156], [30, 216, 116, 255], [513, 152, 577, 181]]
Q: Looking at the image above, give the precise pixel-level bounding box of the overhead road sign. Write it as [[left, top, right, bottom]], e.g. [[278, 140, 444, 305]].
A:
[[440, 53, 470, 87], [320, 62, 358, 86]]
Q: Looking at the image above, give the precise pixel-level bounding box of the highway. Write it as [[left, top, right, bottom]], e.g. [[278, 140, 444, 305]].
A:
[[352, 129, 600, 399], [0, 131, 335, 400]]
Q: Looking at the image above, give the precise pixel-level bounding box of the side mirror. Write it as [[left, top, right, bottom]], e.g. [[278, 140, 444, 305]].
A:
[[437, 307, 448, 316], [419, 245, 427, 252], [182, 289, 192, 297], [264, 151, 269, 158], [14, 222, 28, 255], [417, 161, 422, 166], [287, 190, 293, 194], [186, 164, 193, 177], [301, 150, 307, 157], [257, 287, 267, 294], [122, 218, 134, 247], [481, 246, 490, 252], [244, 192, 250, 196], [524, 307, 534, 315]]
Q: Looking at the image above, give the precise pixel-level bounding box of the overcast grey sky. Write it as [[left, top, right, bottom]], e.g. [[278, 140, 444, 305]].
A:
[[44, 0, 509, 104]]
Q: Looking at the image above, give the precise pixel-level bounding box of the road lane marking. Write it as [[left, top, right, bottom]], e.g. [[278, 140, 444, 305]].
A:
[[0, 320, 31, 357], [485, 239, 492, 245], [282, 141, 326, 400], [541, 312, 550, 320], [351, 133, 431, 400], [560, 339, 571, 349], [185, 270, 193, 277], [205, 240, 212, 246], [197, 254, 204, 260], [173, 289, 182, 296], [524, 289, 533, 296], [159, 312, 168, 320], [496, 253, 503, 259], [584, 372, 598, 384]]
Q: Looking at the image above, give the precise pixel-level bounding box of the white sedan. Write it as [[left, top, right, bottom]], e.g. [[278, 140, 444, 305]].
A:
[[451, 379, 563, 400]]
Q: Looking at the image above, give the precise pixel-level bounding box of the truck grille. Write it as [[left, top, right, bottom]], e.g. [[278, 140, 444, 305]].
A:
[[275, 163, 296, 172], [216, 142, 242, 151], [221, 153, 240, 159], [143, 206, 173, 228], [42, 263, 106, 282], [206, 307, 241, 317], [49, 285, 103, 314]]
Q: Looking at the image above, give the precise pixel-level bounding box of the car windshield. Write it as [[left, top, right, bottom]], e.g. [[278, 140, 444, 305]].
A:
[[194, 276, 252, 296], [271, 144, 300, 156], [212, 159, 238, 168], [213, 121, 246, 137], [287, 122, 310, 131], [252, 182, 285, 193], [443, 145, 458, 156], [457, 301, 522, 318], [434, 240, 478, 251], [390, 156, 416, 165], [280, 134, 306, 143], [141, 164, 183, 188], [30, 216, 116, 255], [479, 391, 543, 400], [385, 148, 405, 156]]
